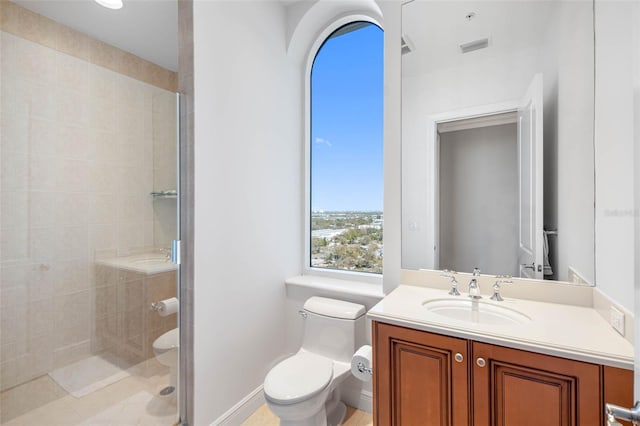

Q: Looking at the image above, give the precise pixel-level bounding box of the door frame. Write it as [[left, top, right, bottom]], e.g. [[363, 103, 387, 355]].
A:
[[426, 100, 520, 270]]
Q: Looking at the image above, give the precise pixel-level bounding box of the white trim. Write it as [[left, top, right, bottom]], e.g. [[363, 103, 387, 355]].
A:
[[428, 100, 521, 124], [286, 275, 385, 299], [304, 16, 384, 276], [342, 387, 373, 414], [210, 385, 265, 426], [210, 382, 373, 425], [437, 111, 517, 133], [302, 267, 383, 286]]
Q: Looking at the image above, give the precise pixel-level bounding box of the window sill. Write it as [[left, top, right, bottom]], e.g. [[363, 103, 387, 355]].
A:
[[285, 274, 385, 299]]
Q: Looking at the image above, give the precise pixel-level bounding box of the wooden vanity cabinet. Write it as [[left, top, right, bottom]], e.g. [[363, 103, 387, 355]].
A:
[[373, 322, 470, 426], [373, 321, 632, 426], [471, 341, 600, 426]]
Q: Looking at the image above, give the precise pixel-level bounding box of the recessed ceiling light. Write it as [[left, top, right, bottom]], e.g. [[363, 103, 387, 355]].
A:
[[94, 0, 123, 10]]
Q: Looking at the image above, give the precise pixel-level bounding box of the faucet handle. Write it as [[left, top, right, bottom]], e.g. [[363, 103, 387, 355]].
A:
[[440, 269, 457, 278], [158, 247, 172, 261], [495, 274, 513, 284], [472, 267, 481, 276], [441, 270, 460, 296], [490, 276, 513, 301]]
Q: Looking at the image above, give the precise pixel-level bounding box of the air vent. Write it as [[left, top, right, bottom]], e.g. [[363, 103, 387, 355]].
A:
[[459, 37, 489, 54], [401, 34, 414, 55]]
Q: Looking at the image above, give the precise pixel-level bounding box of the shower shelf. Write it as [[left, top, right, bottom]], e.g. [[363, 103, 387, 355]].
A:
[[150, 190, 177, 199]]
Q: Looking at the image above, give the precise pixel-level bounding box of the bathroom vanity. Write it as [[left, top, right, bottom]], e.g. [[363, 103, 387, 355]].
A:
[[94, 253, 178, 364], [368, 285, 634, 425]]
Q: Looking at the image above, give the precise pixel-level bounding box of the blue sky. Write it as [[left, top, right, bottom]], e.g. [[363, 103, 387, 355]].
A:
[[311, 23, 383, 212]]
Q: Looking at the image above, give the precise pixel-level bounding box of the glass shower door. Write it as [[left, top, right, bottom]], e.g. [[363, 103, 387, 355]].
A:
[[0, 8, 181, 423]]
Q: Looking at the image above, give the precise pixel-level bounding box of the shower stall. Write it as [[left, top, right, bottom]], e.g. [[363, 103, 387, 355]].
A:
[[0, 2, 181, 424]]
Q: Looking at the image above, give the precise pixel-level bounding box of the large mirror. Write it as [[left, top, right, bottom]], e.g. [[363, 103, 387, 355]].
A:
[[401, 1, 595, 284]]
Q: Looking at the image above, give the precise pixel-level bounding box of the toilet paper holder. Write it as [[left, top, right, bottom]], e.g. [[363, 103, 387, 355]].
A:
[[150, 297, 179, 317], [356, 361, 373, 375]]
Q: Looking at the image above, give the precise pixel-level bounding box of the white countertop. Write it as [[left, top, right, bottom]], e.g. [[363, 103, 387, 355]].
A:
[[368, 285, 634, 370]]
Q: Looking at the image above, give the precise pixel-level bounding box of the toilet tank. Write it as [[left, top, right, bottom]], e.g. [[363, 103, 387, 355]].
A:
[[301, 297, 366, 363]]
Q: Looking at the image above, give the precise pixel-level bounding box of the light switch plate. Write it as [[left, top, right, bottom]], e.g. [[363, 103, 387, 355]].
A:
[[610, 306, 625, 336]]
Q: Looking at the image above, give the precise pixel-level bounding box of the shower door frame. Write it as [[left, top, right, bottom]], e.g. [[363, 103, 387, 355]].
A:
[[177, 89, 195, 425]]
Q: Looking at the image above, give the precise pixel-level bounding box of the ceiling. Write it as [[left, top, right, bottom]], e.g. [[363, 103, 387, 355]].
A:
[[13, 0, 178, 71], [402, 1, 556, 76]]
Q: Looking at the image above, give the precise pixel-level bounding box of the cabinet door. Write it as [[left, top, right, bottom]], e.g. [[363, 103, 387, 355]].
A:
[[373, 322, 469, 426], [472, 342, 601, 426], [603, 366, 634, 426]]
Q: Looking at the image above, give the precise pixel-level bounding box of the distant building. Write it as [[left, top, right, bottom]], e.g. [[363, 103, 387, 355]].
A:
[[312, 229, 347, 239]]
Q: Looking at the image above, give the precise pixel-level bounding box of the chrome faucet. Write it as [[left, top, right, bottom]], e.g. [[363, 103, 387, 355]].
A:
[[159, 247, 171, 261], [468, 267, 481, 299]]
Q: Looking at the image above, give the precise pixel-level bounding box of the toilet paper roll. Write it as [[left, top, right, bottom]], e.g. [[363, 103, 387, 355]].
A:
[[155, 297, 179, 317], [351, 345, 373, 382]]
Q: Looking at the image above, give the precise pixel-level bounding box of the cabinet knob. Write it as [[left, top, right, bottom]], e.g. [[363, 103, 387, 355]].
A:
[[476, 357, 486, 367], [454, 353, 463, 363]]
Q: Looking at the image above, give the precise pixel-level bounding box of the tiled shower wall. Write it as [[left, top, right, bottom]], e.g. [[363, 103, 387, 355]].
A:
[[152, 91, 179, 249], [0, 2, 177, 391]]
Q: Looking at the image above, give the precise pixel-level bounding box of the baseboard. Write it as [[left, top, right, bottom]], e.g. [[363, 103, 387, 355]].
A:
[[210, 383, 372, 425], [211, 385, 265, 426], [342, 385, 373, 413]]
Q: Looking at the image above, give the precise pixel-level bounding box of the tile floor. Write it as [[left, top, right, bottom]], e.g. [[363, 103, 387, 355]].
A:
[[2, 357, 372, 426], [241, 403, 373, 426], [0, 357, 177, 426]]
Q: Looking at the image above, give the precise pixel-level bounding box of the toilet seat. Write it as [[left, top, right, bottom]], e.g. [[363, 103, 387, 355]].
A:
[[264, 352, 333, 405], [153, 328, 179, 353]]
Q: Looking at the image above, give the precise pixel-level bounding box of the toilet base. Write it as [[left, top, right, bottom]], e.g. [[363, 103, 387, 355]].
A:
[[324, 387, 346, 426], [327, 401, 346, 426], [276, 391, 346, 426], [279, 409, 326, 426]]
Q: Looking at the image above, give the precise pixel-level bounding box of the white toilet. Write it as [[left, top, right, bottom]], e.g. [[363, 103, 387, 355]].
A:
[[263, 297, 366, 426], [153, 328, 179, 394]]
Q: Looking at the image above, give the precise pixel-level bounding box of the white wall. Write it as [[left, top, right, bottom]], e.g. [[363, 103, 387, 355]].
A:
[[192, 1, 301, 423], [594, 1, 636, 312], [401, 2, 594, 284], [439, 124, 518, 276], [548, 1, 595, 284], [379, 0, 402, 295]]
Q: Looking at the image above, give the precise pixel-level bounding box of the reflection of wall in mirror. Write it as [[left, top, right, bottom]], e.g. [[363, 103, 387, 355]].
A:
[[439, 124, 518, 276], [401, 1, 594, 283]]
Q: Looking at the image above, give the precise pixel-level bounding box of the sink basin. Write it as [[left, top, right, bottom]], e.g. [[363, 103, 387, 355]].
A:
[[95, 253, 177, 275], [422, 298, 531, 325]]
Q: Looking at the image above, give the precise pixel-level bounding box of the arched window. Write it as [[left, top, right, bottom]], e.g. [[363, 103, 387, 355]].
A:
[[309, 22, 383, 274]]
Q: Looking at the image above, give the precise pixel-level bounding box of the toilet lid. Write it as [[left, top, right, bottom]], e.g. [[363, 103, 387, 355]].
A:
[[154, 328, 179, 351], [264, 352, 333, 405]]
